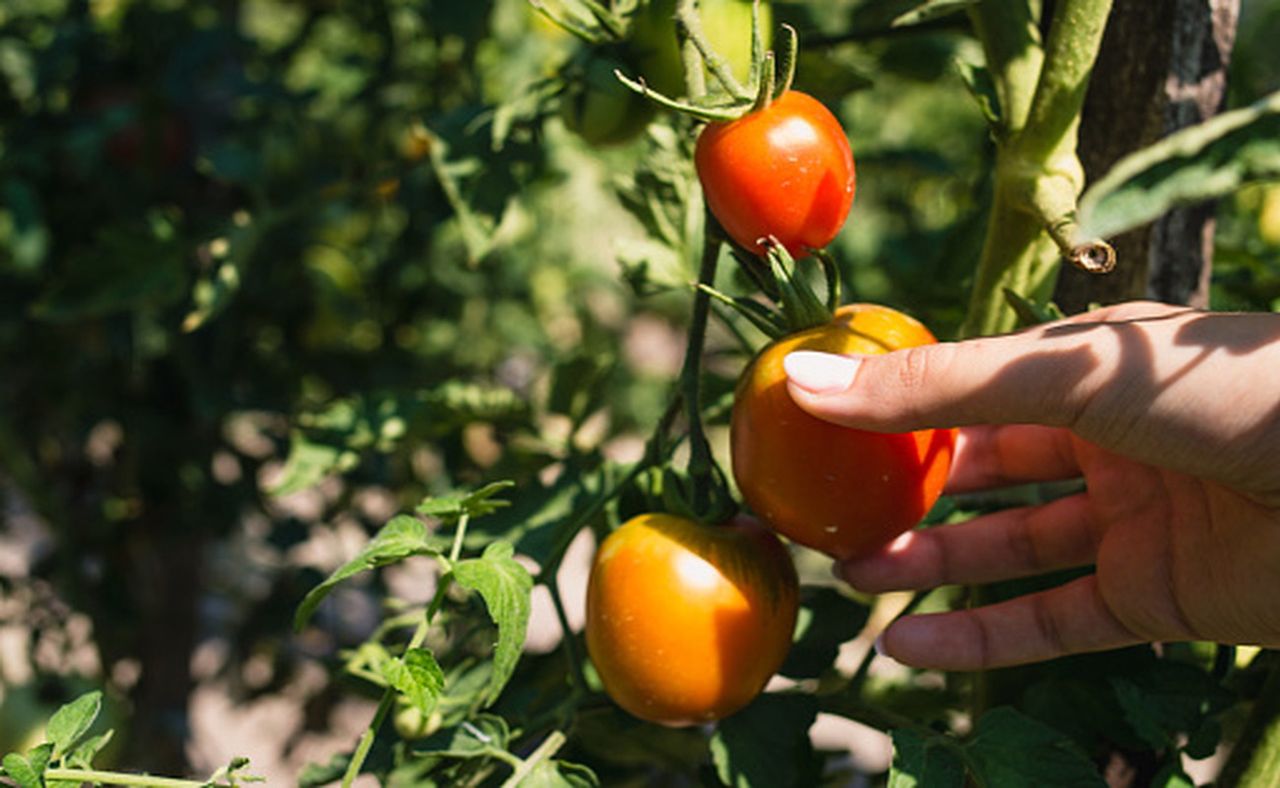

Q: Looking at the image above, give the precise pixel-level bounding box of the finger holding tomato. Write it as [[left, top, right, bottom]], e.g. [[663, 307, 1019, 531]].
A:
[[585, 512, 798, 726], [731, 304, 955, 560]]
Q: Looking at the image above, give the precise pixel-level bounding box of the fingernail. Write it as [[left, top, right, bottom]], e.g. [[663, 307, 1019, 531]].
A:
[[784, 351, 861, 394]]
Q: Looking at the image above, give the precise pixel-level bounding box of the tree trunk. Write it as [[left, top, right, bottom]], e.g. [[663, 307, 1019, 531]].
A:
[[1054, 0, 1239, 312]]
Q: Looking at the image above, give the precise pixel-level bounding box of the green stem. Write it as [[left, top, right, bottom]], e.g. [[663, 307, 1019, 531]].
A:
[[960, 0, 1114, 337], [549, 578, 589, 695], [42, 770, 212, 788], [500, 731, 567, 788], [341, 514, 471, 788], [674, 0, 747, 99], [681, 214, 722, 517], [1220, 656, 1280, 787]]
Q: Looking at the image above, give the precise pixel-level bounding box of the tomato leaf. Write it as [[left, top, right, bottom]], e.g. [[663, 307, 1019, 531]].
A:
[[272, 387, 528, 496], [1079, 90, 1280, 241], [779, 586, 869, 679], [518, 759, 600, 788], [380, 648, 446, 718], [711, 694, 818, 788], [452, 541, 533, 706], [1108, 661, 1234, 752], [416, 480, 515, 522], [892, 0, 975, 28], [955, 58, 1002, 130], [966, 707, 1105, 787], [1, 753, 41, 788], [294, 514, 445, 630], [45, 691, 101, 760], [468, 457, 607, 565], [67, 731, 114, 770], [887, 728, 965, 788]]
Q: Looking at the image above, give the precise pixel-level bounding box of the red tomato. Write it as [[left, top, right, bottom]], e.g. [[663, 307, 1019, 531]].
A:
[[585, 512, 798, 725], [694, 91, 855, 256], [731, 304, 955, 560]]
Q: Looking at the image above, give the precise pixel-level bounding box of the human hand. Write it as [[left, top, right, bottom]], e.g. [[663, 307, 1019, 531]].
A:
[[782, 301, 1280, 670]]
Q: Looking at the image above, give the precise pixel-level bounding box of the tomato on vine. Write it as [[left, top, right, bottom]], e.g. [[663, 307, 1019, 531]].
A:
[[561, 49, 656, 146], [585, 512, 798, 725], [731, 304, 955, 560], [695, 90, 855, 256]]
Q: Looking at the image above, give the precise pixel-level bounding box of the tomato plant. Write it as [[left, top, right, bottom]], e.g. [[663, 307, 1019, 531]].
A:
[[584, 512, 798, 726], [631, 0, 770, 98], [695, 90, 855, 256], [731, 304, 956, 560]]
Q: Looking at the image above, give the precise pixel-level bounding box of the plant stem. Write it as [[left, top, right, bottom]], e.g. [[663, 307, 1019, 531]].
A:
[[500, 731, 567, 787], [681, 213, 722, 516], [549, 577, 589, 695], [960, 0, 1114, 336], [42, 770, 213, 788], [1219, 656, 1280, 787], [674, 0, 707, 99], [341, 514, 472, 788]]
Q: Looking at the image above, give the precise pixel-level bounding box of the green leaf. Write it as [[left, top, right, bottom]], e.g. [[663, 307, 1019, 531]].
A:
[[381, 648, 446, 717], [469, 457, 607, 564], [45, 691, 102, 759], [1109, 661, 1233, 752], [272, 388, 527, 495], [294, 515, 444, 630], [779, 586, 870, 679], [893, 0, 975, 27], [1, 753, 41, 788], [67, 731, 114, 769], [955, 58, 1002, 129], [452, 541, 533, 707], [711, 694, 818, 788], [1079, 90, 1280, 240], [1, 179, 48, 273], [966, 707, 1105, 787], [269, 429, 358, 497], [1151, 762, 1195, 788], [416, 481, 515, 522], [887, 728, 965, 788], [519, 759, 600, 787], [1003, 288, 1065, 328], [30, 218, 187, 322]]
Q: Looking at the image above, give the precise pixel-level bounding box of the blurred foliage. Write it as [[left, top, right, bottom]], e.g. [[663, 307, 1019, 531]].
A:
[[0, 0, 1279, 785]]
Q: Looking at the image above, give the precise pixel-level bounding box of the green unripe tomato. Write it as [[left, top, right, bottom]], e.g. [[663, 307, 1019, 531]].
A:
[[394, 704, 444, 740], [560, 49, 656, 147], [631, 0, 772, 97]]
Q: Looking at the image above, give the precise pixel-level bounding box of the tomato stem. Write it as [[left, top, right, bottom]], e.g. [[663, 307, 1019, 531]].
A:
[[675, 0, 750, 100], [681, 212, 722, 518], [1218, 655, 1280, 787], [961, 0, 1114, 336], [340, 514, 470, 788]]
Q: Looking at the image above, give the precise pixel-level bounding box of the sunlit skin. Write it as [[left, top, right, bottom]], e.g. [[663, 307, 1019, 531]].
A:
[[585, 513, 798, 725], [732, 304, 956, 559], [783, 301, 1280, 670], [695, 90, 855, 256]]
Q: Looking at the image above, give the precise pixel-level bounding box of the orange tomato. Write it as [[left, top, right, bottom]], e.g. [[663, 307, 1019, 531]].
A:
[[585, 512, 798, 725], [731, 304, 956, 559]]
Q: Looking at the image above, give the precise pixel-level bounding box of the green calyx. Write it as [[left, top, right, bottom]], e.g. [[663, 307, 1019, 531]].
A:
[[701, 241, 840, 341]]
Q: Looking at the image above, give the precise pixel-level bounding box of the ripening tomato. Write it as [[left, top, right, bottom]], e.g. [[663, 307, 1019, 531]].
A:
[[561, 50, 656, 147], [731, 304, 956, 560], [695, 91, 855, 256], [585, 512, 798, 725]]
